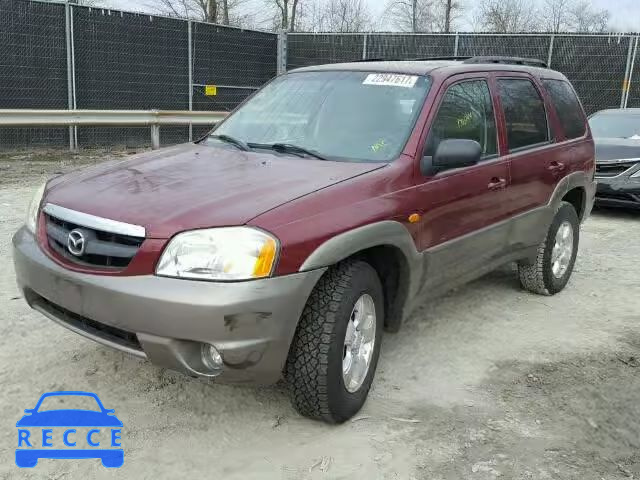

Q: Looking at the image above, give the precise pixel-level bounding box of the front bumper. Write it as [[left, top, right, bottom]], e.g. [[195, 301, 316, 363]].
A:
[[13, 227, 325, 384], [595, 176, 640, 209]]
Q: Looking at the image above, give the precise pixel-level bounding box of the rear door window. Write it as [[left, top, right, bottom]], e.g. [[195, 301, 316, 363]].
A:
[[498, 79, 549, 151], [425, 79, 497, 158], [542, 79, 586, 139]]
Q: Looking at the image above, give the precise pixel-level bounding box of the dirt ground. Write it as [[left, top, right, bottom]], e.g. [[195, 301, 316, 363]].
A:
[[1, 151, 639, 480]]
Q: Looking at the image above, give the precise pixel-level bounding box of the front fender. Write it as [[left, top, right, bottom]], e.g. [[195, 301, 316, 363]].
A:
[[299, 221, 419, 273]]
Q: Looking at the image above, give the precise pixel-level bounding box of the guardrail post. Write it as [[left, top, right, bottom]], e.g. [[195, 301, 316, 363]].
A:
[[277, 30, 287, 75], [454, 32, 459, 56], [151, 124, 160, 149], [547, 34, 555, 68]]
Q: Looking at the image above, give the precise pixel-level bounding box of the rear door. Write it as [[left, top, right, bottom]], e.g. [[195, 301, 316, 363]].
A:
[[494, 73, 559, 217], [540, 78, 591, 181], [414, 74, 511, 288]]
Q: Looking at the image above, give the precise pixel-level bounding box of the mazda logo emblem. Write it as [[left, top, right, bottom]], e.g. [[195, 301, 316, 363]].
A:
[[67, 229, 86, 256]]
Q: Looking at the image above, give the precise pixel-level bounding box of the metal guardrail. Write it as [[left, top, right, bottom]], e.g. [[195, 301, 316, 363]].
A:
[[0, 110, 228, 150]]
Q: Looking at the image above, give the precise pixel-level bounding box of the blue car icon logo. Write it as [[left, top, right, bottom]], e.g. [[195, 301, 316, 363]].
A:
[[16, 391, 123, 468]]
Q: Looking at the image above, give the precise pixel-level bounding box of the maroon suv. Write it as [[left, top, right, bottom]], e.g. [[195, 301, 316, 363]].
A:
[[13, 57, 596, 423]]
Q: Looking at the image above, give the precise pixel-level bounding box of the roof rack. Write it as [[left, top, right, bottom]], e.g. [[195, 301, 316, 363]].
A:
[[354, 55, 548, 68], [462, 56, 548, 68]]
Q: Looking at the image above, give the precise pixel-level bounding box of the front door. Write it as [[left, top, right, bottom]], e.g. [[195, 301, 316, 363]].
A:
[[414, 76, 511, 289]]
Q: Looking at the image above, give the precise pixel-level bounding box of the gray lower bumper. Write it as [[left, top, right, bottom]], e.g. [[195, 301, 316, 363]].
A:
[[12, 227, 325, 384]]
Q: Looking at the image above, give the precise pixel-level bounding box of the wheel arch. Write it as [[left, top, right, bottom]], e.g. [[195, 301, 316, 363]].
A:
[[548, 171, 594, 223], [299, 221, 419, 332], [561, 186, 586, 221]]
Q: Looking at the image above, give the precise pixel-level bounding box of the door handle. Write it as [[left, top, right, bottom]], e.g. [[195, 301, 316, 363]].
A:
[[548, 161, 566, 172], [488, 177, 507, 191]]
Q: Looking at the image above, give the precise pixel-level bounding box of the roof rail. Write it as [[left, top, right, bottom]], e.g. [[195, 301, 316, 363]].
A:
[[355, 56, 472, 63], [354, 55, 548, 68], [463, 56, 548, 68]]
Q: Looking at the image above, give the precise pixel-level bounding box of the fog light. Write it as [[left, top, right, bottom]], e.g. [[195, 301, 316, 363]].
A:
[[201, 343, 223, 371]]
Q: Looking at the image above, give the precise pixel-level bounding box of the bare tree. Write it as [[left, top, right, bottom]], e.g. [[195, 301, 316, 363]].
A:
[[386, 0, 462, 33], [153, 0, 218, 22], [542, 0, 573, 32], [386, 0, 436, 32], [443, 0, 460, 33], [68, 0, 101, 5], [542, 0, 610, 32], [477, 0, 539, 32], [266, 0, 302, 31], [313, 0, 372, 32], [152, 0, 249, 26], [569, 0, 610, 32]]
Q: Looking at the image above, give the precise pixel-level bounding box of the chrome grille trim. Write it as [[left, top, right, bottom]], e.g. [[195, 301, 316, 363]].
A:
[[42, 203, 145, 238]]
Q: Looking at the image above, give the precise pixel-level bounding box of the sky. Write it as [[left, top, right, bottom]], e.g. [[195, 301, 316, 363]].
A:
[[105, 0, 640, 32]]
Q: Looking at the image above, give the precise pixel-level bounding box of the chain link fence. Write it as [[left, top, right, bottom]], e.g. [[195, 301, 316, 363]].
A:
[[287, 32, 640, 115], [0, 0, 68, 147], [1, 0, 639, 150], [0, 0, 278, 150]]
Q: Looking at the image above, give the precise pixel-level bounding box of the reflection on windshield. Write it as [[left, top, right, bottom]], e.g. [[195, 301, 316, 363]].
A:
[[206, 71, 431, 162], [589, 113, 640, 139]]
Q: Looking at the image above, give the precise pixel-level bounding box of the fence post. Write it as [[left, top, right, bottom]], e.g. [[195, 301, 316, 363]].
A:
[[188, 21, 193, 142], [624, 36, 639, 108], [64, 1, 77, 151], [547, 34, 555, 68], [454, 32, 459, 56], [277, 31, 287, 75], [620, 36, 634, 108]]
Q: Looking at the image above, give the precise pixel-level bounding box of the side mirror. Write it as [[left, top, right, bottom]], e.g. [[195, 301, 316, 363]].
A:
[[421, 139, 482, 175]]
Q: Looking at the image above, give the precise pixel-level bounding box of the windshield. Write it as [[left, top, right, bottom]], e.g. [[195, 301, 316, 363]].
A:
[[589, 112, 640, 139], [36, 395, 102, 412], [207, 71, 431, 162]]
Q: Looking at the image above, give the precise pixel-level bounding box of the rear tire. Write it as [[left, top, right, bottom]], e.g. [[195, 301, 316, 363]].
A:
[[285, 260, 384, 423], [518, 201, 579, 295]]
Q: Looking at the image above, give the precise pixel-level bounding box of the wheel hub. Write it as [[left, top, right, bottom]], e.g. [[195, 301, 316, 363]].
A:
[[551, 220, 574, 279], [342, 294, 376, 393]]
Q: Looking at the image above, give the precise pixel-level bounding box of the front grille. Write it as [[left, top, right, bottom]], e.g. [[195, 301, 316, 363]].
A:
[[45, 213, 144, 269], [30, 292, 142, 353], [595, 162, 636, 177]]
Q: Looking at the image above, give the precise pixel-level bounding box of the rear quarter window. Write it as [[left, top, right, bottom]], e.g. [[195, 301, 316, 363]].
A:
[[542, 79, 586, 140], [498, 78, 549, 152]]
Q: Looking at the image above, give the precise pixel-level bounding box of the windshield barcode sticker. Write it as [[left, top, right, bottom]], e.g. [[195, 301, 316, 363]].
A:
[[363, 73, 418, 88]]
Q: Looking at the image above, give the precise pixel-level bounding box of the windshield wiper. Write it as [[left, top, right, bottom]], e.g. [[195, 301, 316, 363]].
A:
[[209, 134, 251, 151], [248, 142, 328, 161]]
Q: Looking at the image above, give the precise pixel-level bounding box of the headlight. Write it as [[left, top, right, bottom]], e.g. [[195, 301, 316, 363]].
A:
[[25, 182, 47, 234], [155, 227, 278, 281]]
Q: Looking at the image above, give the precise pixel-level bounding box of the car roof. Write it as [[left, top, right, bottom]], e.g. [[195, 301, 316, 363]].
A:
[[290, 59, 567, 81]]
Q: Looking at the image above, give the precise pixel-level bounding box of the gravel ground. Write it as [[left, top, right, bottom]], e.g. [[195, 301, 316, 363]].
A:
[[1, 151, 639, 479]]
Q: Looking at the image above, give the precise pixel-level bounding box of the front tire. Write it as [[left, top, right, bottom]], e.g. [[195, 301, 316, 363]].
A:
[[518, 201, 580, 295], [285, 260, 384, 423]]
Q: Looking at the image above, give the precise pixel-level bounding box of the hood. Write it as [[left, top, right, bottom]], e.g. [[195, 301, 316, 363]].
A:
[[16, 410, 123, 427], [46, 144, 385, 238], [594, 138, 640, 163]]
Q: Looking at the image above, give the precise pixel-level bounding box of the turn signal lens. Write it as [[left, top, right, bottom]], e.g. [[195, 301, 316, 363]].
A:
[[253, 237, 278, 277]]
